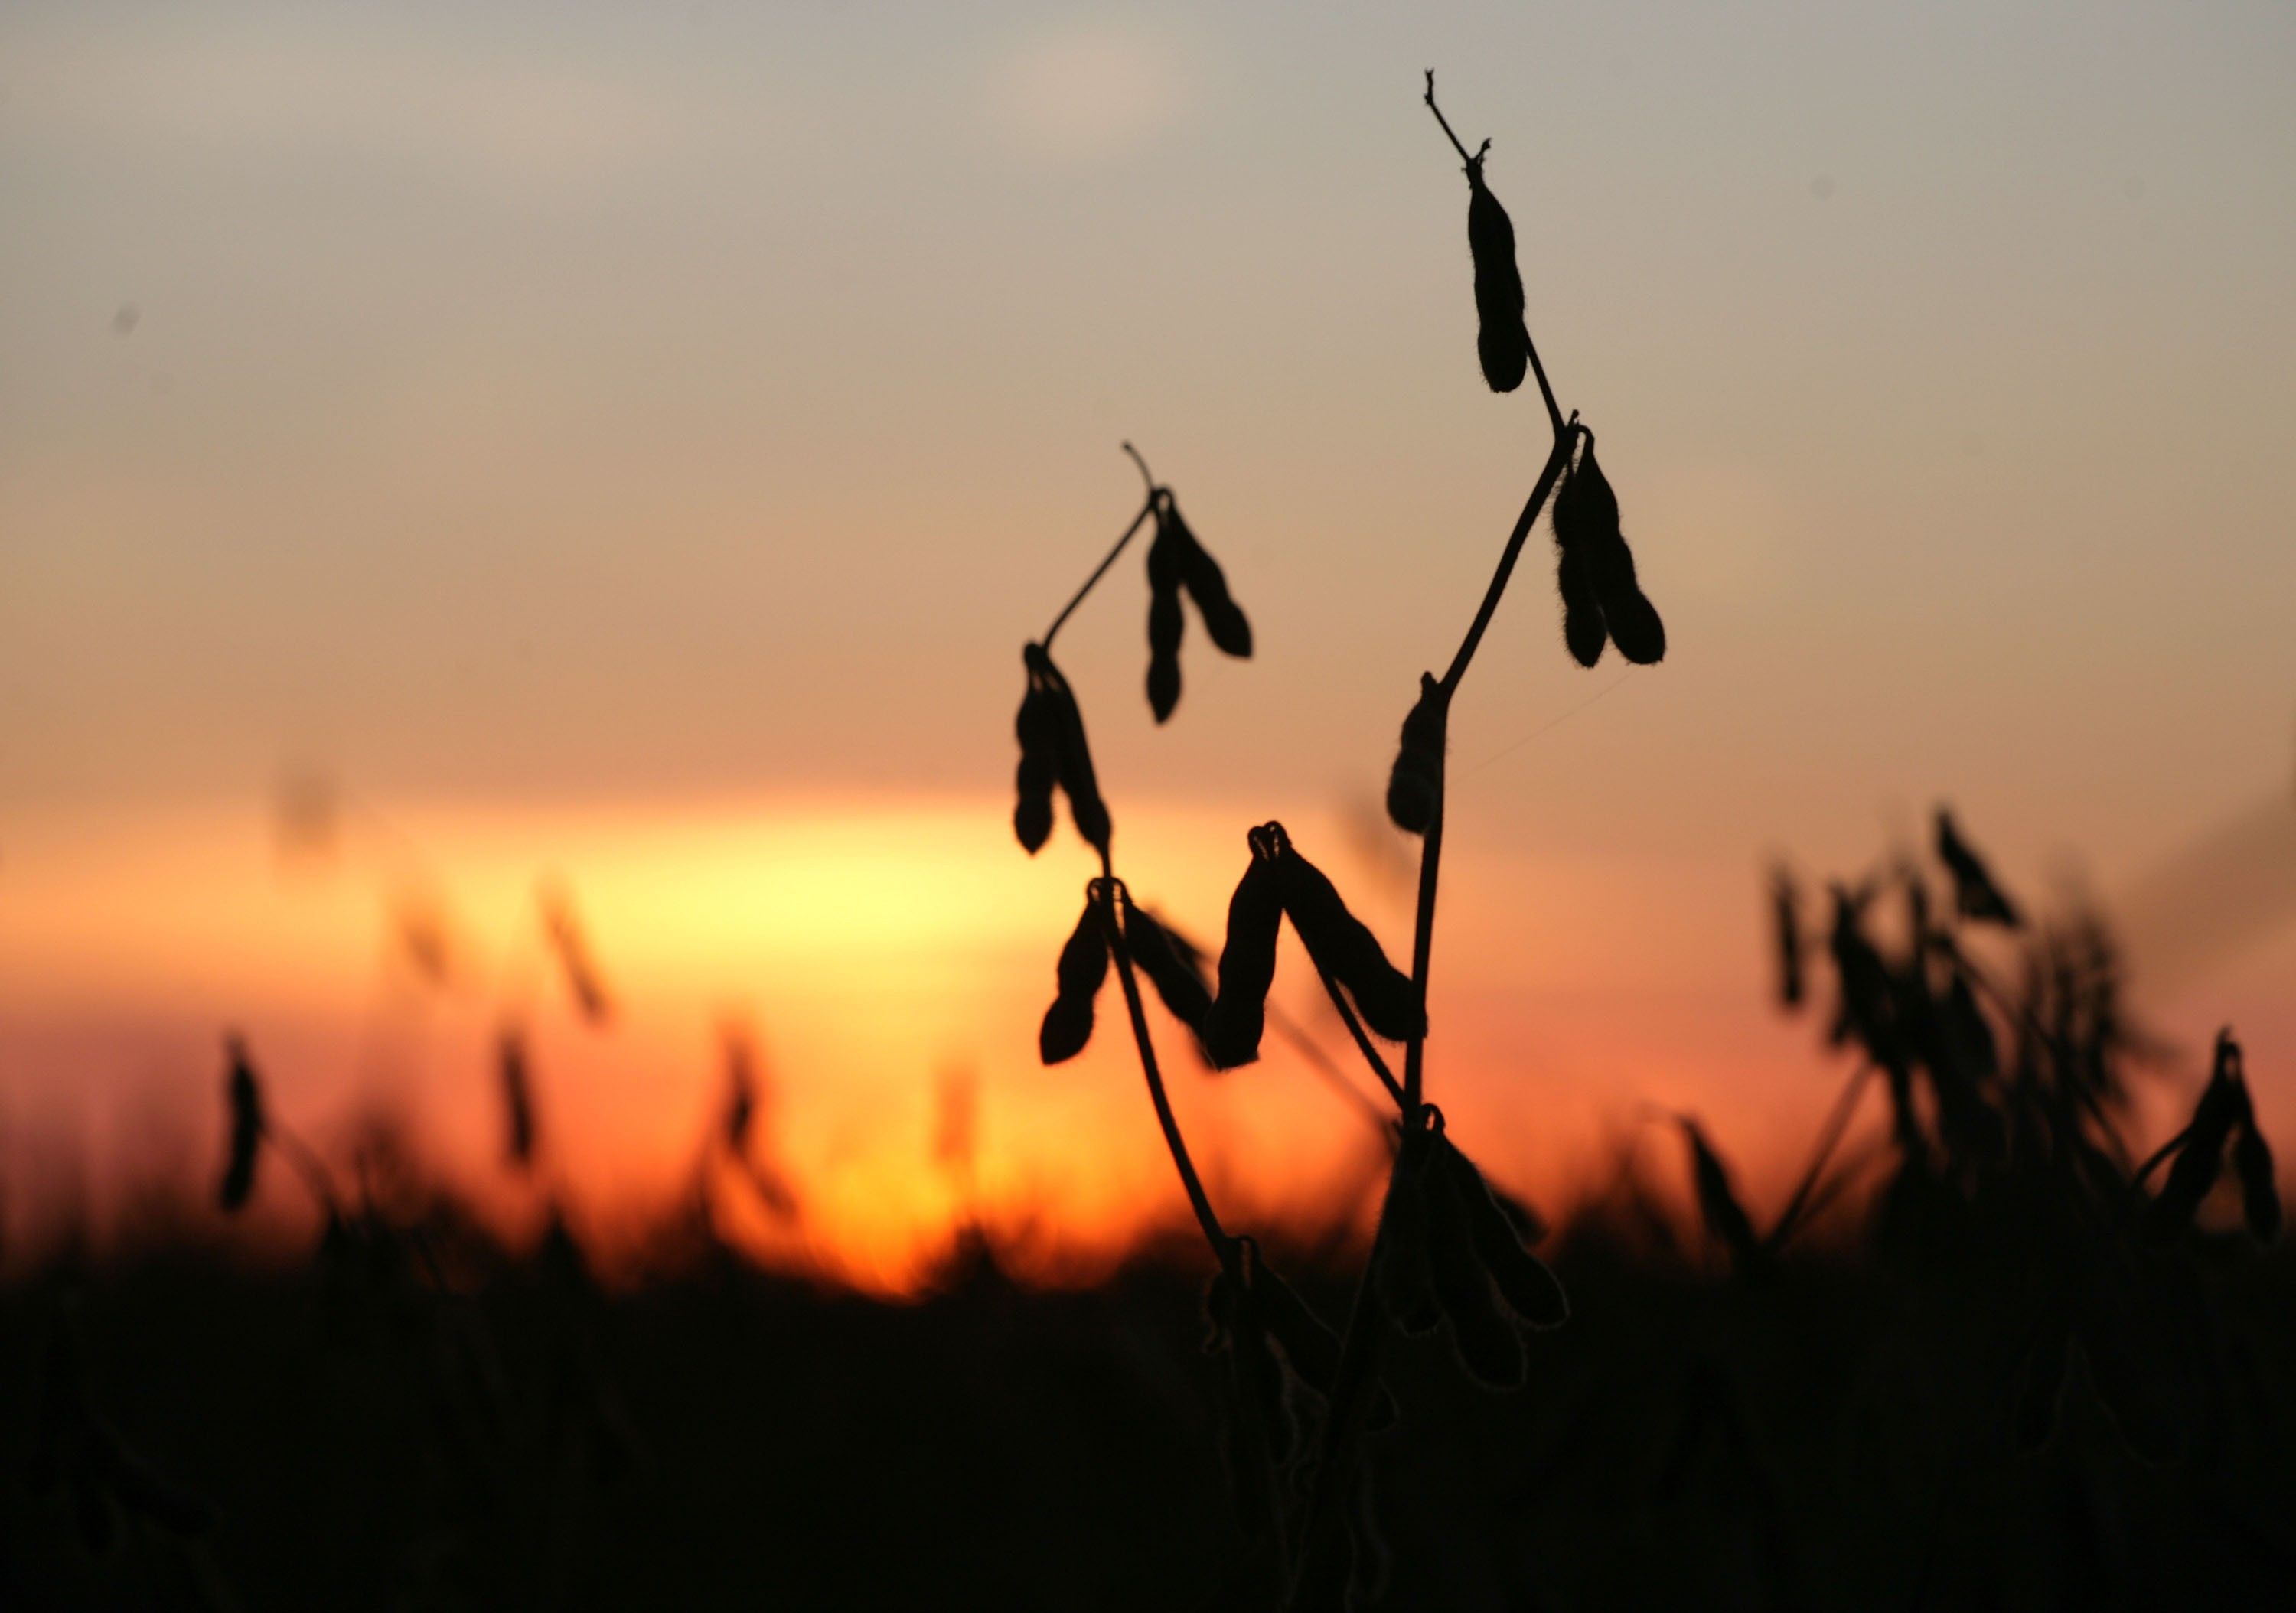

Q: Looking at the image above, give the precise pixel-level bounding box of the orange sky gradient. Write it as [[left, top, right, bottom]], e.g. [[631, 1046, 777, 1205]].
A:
[[4, 2, 2294, 1289]]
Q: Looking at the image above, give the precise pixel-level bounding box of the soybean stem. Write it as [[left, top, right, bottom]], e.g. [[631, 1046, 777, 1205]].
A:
[[1101, 861, 1234, 1272], [1421, 70, 1483, 169], [1307, 963, 1406, 1110], [1042, 497, 1156, 650], [1766, 1061, 1877, 1250], [1440, 433, 1577, 695]]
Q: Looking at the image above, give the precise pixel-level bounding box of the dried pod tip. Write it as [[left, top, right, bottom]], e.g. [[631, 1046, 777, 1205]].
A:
[[1384, 673, 1446, 836]]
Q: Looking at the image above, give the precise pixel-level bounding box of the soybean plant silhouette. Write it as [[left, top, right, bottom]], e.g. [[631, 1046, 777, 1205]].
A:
[[1004, 73, 1662, 1608]]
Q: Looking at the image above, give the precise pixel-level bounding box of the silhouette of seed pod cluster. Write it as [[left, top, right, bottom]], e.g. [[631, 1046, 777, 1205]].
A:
[[1934, 806, 2022, 927], [2153, 1029, 2278, 1240], [1205, 823, 1421, 1068], [1384, 673, 1446, 835], [1115, 894, 1213, 1057], [1012, 644, 1110, 855], [1551, 435, 1665, 666], [499, 1028, 538, 1170], [1143, 490, 1251, 723], [1039, 886, 1112, 1064], [1375, 1113, 1564, 1390], [217, 1034, 264, 1212]]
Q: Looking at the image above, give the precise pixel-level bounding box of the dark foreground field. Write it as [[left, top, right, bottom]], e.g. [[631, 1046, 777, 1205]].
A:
[[6, 1195, 2292, 1613]]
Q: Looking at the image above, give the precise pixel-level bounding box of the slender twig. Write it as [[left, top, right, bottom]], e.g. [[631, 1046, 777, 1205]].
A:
[[1100, 866, 1236, 1273], [1421, 70, 1487, 169], [1267, 1000, 1398, 1131], [2130, 1120, 2193, 1192], [1122, 440, 1157, 498], [266, 1119, 344, 1218], [1440, 432, 1579, 696], [1042, 498, 1155, 650], [1305, 963, 1405, 1110], [1781, 1136, 1890, 1242], [1766, 1061, 1877, 1250]]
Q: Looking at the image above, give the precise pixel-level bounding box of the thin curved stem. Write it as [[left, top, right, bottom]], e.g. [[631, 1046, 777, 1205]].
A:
[[1042, 497, 1155, 650], [1440, 431, 1577, 694], [1101, 860, 1234, 1271], [1267, 1000, 1397, 1131], [1766, 1061, 1877, 1251], [1306, 963, 1405, 1110]]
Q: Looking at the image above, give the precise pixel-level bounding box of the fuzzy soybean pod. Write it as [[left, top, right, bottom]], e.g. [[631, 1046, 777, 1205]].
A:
[[1464, 155, 1531, 394], [1143, 515, 1187, 723], [1384, 673, 1446, 836], [1438, 1140, 1567, 1328], [1162, 495, 1253, 659], [1039, 894, 1111, 1065], [1275, 842, 1424, 1042], [1204, 837, 1283, 1070], [1117, 895, 1213, 1047], [1554, 442, 1665, 666], [217, 1037, 264, 1212], [1011, 661, 1058, 854], [1554, 543, 1607, 669], [1027, 647, 1111, 853]]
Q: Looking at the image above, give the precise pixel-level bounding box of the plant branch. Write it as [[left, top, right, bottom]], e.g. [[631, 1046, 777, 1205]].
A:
[[1101, 865, 1235, 1272], [1121, 440, 1157, 498], [1421, 70, 1486, 169], [1766, 1061, 1877, 1251], [1440, 430, 1578, 695], [1267, 1001, 1398, 1131], [1042, 497, 1155, 650], [1306, 963, 1406, 1110]]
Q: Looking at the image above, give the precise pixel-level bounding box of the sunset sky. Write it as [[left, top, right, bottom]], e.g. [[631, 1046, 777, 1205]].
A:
[[4, 2, 2294, 1287]]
